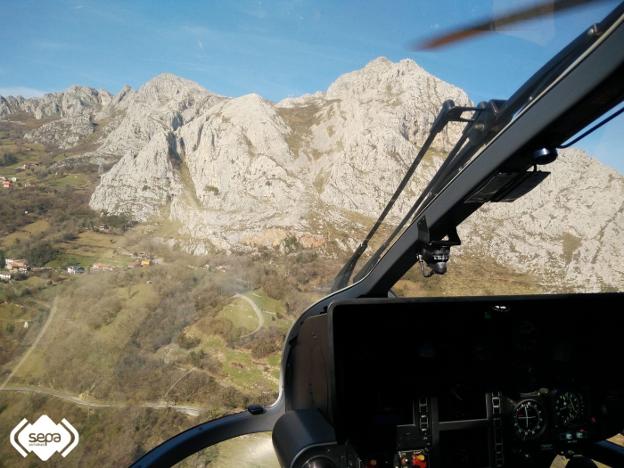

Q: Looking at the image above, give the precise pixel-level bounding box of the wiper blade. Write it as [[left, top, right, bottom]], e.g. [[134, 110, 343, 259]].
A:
[[331, 100, 478, 292]]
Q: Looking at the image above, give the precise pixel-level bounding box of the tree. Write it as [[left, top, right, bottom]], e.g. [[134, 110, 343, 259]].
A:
[[24, 242, 59, 267], [0, 250, 5, 269], [0, 153, 17, 167]]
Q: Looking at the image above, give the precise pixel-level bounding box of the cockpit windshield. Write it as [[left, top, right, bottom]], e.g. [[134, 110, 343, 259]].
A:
[[0, 1, 622, 466]]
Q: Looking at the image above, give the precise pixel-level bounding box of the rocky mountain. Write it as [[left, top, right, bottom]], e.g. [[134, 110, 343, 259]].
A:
[[89, 58, 471, 253], [2, 57, 622, 291], [464, 150, 623, 290], [92, 74, 225, 165], [1, 85, 116, 154], [0, 85, 112, 119]]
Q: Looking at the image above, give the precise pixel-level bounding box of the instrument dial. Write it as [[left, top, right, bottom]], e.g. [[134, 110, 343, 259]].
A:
[[555, 392, 584, 427], [513, 399, 546, 441]]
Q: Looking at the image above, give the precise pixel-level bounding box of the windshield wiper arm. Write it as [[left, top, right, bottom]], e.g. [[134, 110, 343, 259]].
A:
[[331, 100, 478, 292], [352, 99, 506, 283]]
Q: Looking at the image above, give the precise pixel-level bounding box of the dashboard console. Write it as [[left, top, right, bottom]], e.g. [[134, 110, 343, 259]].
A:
[[274, 293, 624, 468]]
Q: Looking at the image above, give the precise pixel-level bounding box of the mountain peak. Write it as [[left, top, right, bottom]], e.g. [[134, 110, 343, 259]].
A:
[[138, 73, 214, 100], [326, 57, 469, 114], [363, 56, 392, 68], [144, 72, 196, 86], [64, 84, 101, 94]]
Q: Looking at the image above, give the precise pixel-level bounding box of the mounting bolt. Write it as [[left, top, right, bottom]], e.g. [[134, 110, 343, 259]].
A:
[[247, 404, 265, 415]]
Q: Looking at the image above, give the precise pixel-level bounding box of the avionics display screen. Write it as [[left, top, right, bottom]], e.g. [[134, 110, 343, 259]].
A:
[[329, 294, 623, 446]]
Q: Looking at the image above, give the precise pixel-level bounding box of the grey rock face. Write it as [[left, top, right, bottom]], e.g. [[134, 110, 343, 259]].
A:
[[89, 131, 184, 220], [0, 85, 112, 119], [289, 57, 471, 217], [462, 148, 624, 291], [91, 73, 225, 163], [24, 114, 96, 150], [0, 95, 25, 117], [90, 59, 470, 249]]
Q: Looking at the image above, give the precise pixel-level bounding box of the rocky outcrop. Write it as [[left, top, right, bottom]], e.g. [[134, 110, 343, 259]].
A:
[[90, 73, 225, 163], [90, 59, 471, 251], [24, 114, 96, 149], [89, 74, 228, 220], [0, 85, 112, 119], [89, 131, 184, 220], [283, 57, 470, 216], [462, 148, 624, 290], [0, 96, 25, 117]]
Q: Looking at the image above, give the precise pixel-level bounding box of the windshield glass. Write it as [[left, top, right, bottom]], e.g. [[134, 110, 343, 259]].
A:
[[0, 1, 622, 466]]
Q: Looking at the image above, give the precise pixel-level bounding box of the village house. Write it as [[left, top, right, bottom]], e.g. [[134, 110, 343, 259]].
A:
[[0, 272, 11, 282], [5, 259, 29, 271], [67, 265, 86, 275], [2, 180, 12, 189]]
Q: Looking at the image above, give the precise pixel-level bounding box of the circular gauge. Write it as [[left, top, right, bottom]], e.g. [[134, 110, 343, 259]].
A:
[[513, 399, 546, 441], [555, 392, 584, 426]]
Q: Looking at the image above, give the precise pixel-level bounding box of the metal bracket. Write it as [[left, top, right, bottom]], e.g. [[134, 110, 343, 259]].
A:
[[417, 218, 461, 276]]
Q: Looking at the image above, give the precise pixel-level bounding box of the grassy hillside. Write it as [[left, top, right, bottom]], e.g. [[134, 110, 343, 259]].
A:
[[0, 251, 336, 466]]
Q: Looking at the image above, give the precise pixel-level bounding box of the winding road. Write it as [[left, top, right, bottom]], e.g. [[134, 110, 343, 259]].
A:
[[0, 296, 203, 416], [0, 292, 267, 417], [235, 293, 265, 338], [1, 297, 58, 390], [0, 385, 203, 417], [162, 368, 194, 400]]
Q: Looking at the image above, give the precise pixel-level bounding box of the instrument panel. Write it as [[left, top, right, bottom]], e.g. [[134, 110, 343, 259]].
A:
[[275, 294, 624, 468], [326, 294, 624, 468], [341, 387, 597, 468], [338, 388, 599, 467]]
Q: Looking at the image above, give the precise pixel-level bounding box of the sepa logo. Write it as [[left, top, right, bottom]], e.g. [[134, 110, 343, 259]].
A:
[[10, 415, 79, 461]]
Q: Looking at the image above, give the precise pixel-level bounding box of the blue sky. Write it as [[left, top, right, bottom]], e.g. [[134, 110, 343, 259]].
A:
[[0, 0, 621, 171]]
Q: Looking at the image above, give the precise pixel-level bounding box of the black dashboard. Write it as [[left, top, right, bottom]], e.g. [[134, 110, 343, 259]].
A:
[[274, 293, 624, 468]]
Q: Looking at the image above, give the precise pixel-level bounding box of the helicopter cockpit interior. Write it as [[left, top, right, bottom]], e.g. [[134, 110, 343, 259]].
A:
[[131, 2, 624, 467], [276, 294, 624, 468]]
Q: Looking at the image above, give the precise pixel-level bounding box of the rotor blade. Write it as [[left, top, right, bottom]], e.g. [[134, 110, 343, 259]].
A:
[[411, 0, 608, 50]]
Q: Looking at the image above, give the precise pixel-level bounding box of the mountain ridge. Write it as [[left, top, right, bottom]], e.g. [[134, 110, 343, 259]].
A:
[[2, 57, 622, 291]]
